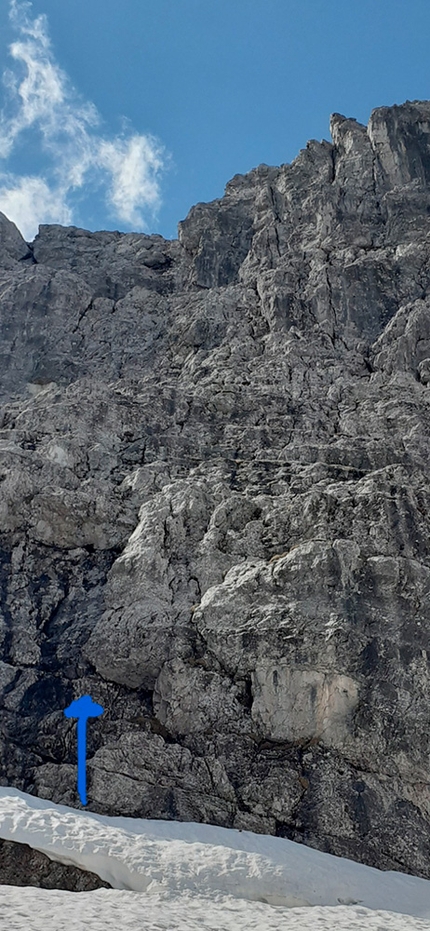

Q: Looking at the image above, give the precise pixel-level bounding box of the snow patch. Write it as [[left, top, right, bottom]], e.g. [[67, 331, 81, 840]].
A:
[[0, 787, 429, 922]]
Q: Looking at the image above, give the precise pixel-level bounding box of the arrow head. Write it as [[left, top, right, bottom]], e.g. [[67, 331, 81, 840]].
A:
[[64, 694, 104, 720]]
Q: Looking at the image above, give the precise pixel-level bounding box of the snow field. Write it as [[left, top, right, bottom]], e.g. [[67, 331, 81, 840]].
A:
[[0, 788, 430, 930], [1, 887, 430, 931]]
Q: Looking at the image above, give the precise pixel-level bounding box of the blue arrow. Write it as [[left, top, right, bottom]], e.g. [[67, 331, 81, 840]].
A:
[[64, 695, 104, 806]]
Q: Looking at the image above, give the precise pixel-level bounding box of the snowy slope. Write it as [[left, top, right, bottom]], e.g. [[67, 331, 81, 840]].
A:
[[0, 787, 429, 930], [2, 887, 430, 931]]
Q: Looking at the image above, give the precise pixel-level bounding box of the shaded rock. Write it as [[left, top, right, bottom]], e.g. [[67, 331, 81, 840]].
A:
[[0, 837, 110, 890], [0, 212, 31, 268]]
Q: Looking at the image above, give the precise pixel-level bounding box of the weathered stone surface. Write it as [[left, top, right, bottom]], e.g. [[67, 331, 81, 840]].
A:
[[0, 837, 110, 890], [1, 99, 430, 878], [0, 212, 31, 268]]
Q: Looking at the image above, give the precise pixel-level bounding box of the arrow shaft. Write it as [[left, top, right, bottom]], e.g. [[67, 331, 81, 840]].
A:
[[64, 695, 103, 807], [76, 717, 88, 806]]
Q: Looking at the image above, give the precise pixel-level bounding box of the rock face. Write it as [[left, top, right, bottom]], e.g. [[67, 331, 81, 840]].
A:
[[0, 838, 110, 890], [1, 98, 430, 878]]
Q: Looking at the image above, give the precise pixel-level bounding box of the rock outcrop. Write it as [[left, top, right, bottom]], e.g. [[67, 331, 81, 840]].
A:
[[1, 99, 430, 877], [0, 838, 110, 890]]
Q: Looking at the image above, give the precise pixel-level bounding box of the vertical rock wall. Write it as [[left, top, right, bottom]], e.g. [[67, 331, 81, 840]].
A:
[[1, 99, 430, 877]]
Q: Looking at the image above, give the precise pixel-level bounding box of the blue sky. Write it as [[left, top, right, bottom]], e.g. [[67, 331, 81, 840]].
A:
[[0, 0, 429, 240]]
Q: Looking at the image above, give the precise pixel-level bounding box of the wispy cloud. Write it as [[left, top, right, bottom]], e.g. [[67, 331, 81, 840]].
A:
[[0, 0, 166, 239]]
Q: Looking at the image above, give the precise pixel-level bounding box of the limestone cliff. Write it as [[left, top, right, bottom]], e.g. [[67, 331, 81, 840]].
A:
[[1, 99, 430, 878]]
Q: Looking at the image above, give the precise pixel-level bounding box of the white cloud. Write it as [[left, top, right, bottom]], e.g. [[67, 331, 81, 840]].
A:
[[0, 175, 72, 239], [0, 1, 166, 239], [99, 135, 165, 227]]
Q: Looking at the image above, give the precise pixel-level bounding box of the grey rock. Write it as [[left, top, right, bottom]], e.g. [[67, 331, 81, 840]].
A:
[[0, 212, 31, 268], [0, 837, 110, 890], [1, 99, 430, 879]]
